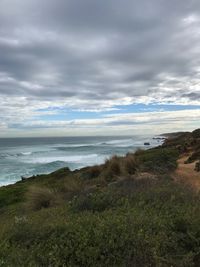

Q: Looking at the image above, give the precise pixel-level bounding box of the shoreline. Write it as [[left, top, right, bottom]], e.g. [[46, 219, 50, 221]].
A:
[[0, 135, 166, 188]]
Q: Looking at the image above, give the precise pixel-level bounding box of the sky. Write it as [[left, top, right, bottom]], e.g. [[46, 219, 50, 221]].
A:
[[0, 0, 200, 137]]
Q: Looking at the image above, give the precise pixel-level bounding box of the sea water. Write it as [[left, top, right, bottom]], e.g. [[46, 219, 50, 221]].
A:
[[0, 135, 163, 186]]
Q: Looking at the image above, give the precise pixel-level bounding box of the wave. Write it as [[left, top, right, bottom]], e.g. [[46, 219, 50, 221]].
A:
[[19, 152, 32, 156], [56, 145, 94, 151], [54, 141, 135, 151], [0, 152, 33, 158], [0, 180, 16, 187], [56, 139, 136, 149], [22, 153, 102, 164], [0, 148, 55, 159], [0, 153, 10, 159], [100, 138, 135, 147], [53, 143, 96, 148]]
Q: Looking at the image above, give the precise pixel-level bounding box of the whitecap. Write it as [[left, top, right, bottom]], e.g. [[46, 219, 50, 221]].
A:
[[21, 153, 102, 164], [101, 138, 134, 147], [20, 152, 32, 156]]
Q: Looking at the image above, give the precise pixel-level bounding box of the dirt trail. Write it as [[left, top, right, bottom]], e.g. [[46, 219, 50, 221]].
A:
[[174, 155, 200, 192]]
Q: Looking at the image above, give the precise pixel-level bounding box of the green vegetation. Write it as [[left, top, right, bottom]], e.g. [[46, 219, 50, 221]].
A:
[[0, 131, 200, 266], [135, 147, 179, 173]]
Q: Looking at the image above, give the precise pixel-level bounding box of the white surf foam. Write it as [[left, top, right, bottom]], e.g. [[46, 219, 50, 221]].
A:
[[20, 152, 32, 156], [22, 153, 102, 164], [102, 138, 134, 147]]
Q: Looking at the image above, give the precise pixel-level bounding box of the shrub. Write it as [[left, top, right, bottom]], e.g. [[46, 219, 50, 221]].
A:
[[186, 150, 200, 163], [192, 129, 200, 139], [136, 148, 179, 174], [2, 213, 156, 267], [114, 176, 157, 197], [1, 178, 200, 267], [0, 184, 26, 209], [70, 191, 117, 212], [194, 161, 200, 172]]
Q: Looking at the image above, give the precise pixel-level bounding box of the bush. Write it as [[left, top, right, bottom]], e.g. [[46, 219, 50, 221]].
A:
[[1, 213, 156, 267], [70, 191, 118, 212], [136, 148, 179, 174], [194, 161, 200, 172], [186, 150, 200, 163], [114, 176, 157, 197], [192, 129, 200, 139], [1, 178, 200, 267]]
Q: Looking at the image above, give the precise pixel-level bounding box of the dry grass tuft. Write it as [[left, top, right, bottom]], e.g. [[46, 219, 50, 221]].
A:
[[88, 165, 102, 177], [103, 156, 122, 181], [84, 165, 103, 180], [123, 154, 137, 175], [26, 186, 59, 211], [60, 177, 84, 199]]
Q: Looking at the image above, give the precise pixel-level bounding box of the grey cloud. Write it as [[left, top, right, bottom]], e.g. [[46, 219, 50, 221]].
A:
[[0, 0, 200, 110], [182, 92, 200, 100]]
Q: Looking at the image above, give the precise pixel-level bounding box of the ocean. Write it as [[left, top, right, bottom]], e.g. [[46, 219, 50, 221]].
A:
[[0, 135, 163, 186]]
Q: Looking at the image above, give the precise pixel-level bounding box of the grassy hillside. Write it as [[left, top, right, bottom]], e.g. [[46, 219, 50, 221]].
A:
[[0, 130, 200, 266]]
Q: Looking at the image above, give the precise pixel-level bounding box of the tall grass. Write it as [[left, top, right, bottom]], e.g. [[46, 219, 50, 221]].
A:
[[123, 153, 138, 175], [103, 155, 122, 181], [26, 186, 60, 211]]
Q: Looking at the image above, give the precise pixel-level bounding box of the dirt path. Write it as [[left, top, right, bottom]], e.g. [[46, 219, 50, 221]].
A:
[[173, 155, 200, 192]]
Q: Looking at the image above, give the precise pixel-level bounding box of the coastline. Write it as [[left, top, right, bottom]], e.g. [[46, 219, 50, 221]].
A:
[[0, 134, 165, 187]]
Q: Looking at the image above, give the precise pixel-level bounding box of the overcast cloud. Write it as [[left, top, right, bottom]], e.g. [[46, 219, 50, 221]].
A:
[[0, 0, 200, 136]]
